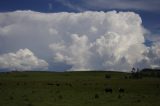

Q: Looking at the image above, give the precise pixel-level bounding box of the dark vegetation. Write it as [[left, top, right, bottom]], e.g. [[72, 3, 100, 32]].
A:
[[0, 69, 160, 106], [130, 68, 160, 79], [140, 68, 160, 78]]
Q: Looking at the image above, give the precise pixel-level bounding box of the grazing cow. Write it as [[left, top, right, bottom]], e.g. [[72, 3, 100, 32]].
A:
[[119, 88, 125, 93], [105, 88, 112, 93]]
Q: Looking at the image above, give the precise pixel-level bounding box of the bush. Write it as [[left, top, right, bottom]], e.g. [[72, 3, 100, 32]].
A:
[[118, 94, 121, 99], [105, 74, 111, 79], [9, 96, 14, 100], [94, 94, 99, 99], [28, 103, 33, 106], [124, 76, 128, 79], [58, 95, 63, 99]]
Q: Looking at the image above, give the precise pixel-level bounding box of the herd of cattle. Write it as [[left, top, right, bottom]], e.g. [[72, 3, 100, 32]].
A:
[[48, 82, 125, 94]]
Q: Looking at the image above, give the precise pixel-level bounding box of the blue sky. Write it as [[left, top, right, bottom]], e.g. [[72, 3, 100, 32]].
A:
[[0, 0, 160, 71]]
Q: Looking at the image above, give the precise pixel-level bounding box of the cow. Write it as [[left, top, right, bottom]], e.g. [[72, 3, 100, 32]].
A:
[[119, 88, 125, 93], [105, 88, 112, 93]]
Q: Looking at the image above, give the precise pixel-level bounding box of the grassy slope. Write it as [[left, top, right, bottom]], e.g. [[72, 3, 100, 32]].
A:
[[0, 71, 160, 106]]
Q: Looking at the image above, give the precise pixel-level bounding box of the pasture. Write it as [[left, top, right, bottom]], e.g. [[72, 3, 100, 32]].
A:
[[0, 71, 160, 106]]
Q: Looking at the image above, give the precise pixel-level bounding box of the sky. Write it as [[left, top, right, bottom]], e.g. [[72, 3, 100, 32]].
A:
[[0, 0, 160, 72]]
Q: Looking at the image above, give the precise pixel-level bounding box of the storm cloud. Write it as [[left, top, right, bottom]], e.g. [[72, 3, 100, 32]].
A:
[[0, 10, 159, 71]]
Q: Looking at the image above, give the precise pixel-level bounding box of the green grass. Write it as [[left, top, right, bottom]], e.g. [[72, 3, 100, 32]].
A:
[[0, 71, 160, 106]]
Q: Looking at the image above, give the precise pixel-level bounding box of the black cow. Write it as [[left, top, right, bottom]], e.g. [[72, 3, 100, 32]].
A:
[[105, 88, 112, 93], [119, 88, 125, 93]]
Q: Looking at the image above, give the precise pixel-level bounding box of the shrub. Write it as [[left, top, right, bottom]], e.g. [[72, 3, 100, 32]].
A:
[[105, 74, 111, 79], [58, 95, 63, 99], [9, 96, 14, 100], [124, 76, 128, 79], [94, 94, 99, 99], [28, 103, 33, 106], [118, 94, 121, 99]]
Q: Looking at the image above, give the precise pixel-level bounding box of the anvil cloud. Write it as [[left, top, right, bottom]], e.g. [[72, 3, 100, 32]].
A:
[[0, 10, 159, 71]]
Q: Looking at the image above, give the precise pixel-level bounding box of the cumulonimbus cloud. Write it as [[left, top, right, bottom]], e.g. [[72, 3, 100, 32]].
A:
[[0, 10, 159, 71]]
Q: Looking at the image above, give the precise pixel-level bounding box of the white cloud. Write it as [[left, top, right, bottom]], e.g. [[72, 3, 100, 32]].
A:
[[0, 10, 158, 72], [49, 34, 91, 70], [134, 41, 160, 69], [47, 11, 147, 71], [0, 49, 48, 71]]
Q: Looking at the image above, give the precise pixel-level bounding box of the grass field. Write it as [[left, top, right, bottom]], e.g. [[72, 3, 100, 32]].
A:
[[0, 71, 160, 106]]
